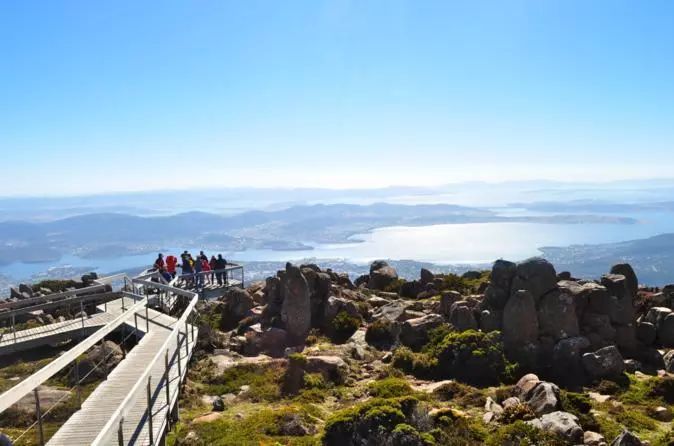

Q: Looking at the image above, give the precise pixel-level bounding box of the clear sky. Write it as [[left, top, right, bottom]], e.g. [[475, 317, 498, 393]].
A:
[[2, 0, 674, 196]]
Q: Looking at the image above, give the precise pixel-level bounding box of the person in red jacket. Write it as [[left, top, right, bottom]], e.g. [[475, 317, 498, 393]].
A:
[[201, 257, 212, 284], [166, 255, 178, 279]]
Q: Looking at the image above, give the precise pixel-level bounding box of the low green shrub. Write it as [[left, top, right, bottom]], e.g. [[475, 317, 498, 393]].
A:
[[368, 377, 413, 398], [365, 319, 397, 349], [485, 421, 566, 446], [330, 311, 361, 343]]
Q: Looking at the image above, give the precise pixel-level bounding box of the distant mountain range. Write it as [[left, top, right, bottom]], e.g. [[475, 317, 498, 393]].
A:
[[0, 202, 635, 266]]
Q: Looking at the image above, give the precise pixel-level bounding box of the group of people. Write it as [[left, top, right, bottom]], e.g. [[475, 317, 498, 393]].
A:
[[153, 251, 229, 288]]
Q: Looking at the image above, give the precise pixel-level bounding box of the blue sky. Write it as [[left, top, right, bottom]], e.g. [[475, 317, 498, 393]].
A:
[[2, 0, 674, 195]]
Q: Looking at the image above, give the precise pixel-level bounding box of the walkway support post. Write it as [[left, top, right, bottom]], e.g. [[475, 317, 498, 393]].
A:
[[75, 359, 82, 408], [117, 417, 124, 446], [34, 388, 44, 446], [164, 349, 171, 430], [11, 314, 16, 344], [146, 376, 154, 445]]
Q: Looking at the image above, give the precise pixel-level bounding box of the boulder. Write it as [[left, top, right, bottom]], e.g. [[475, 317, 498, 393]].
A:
[[635, 322, 656, 345], [373, 301, 410, 323], [601, 274, 635, 325], [479, 309, 501, 332], [663, 350, 674, 373], [658, 313, 674, 347], [439, 291, 462, 316], [515, 373, 541, 399], [243, 324, 288, 357], [420, 268, 435, 285], [584, 431, 607, 446], [399, 314, 444, 350], [18, 283, 34, 297], [537, 290, 579, 341], [305, 356, 348, 385], [503, 290, 538, 348], [538, 411, 583, 444], [552, 336, 591, 385], [613, 324, 637, 352], [281, 263, 312, 345], [484, 259, 517, 309], [585, 284, 612, 315], [610, 264, 638, 299], [367, 262, 398, 291], [220, 287, 254, 330], [609, 431, 642, 446], [448, 301, 477, 331], [643, 306, 672, 328], [525, 382, 561, 416], [582, 346, 625, 380], [511, 258, 558, 304]]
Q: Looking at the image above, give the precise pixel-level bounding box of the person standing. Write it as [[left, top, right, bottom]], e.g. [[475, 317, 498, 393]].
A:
[[194, 255, 204, 288], [215, 254, 227, 286], [153, 253, 165, 271], [166, 254, 178, 279]]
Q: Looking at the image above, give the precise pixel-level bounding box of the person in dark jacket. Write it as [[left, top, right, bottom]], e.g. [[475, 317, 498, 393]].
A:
[[215, 254, 227, 286]]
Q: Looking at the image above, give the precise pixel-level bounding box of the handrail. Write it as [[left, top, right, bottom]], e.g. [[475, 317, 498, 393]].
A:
[[0, 292, 146, 413], [90, 283, 198, 445], [0, 283, 110, 312]]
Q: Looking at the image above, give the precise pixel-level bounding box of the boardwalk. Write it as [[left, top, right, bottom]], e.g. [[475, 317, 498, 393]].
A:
[[0, 272, 200, 446], [46, 308, 196, 445]]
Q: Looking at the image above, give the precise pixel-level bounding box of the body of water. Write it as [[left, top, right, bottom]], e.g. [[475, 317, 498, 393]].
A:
[[2, 211, 674, 281]]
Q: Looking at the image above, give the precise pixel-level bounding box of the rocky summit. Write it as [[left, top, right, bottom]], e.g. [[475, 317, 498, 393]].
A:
[[7, 258, 674, 445]]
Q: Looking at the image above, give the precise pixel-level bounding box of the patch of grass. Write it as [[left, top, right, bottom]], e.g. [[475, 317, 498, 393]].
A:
[[485, 421, 565, 446], [560, 391, 600, 432], [368, 377, 413, 399], [365, 319, 397, 349], [176, 404, 321, 446], [432, 381, 485, 408], [204, 362, 285, 402]]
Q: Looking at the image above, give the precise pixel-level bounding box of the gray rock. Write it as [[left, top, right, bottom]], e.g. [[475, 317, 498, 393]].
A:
[[601, 274, 635, 325], [658, 313, 674, 347], [515, 373, 541, 399], [399, 314, 444, 350], [552, 336, 591, 385], [610, 430, 642, 446], [479, 309, 501, 332], [420, 268, 435, 285], [662, 350, 674, 372], [439, 290, 462, 316], [484, 259, 517, 309], [526, 382, 560, 416], [281, 263, 312, 345], [636, 321, 656, 345], [305, 356, 348, 385], [448, 301, 477, 331], [582, 346, 625, 380], [584, 431, 607, 446], [537, 290, 579, 341], [367, 263, 398, 291], [511, 258, 558, 304], [220, 287, 254, 330], [503, 289, 538, 348], [610, 264, 638, 300], [643, 306, 672, 329], [538, 411, 583, 444], [212, 396, 225, 411]]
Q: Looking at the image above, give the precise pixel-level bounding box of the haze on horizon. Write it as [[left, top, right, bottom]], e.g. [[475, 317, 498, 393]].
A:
[[2, 1, 674, 196]]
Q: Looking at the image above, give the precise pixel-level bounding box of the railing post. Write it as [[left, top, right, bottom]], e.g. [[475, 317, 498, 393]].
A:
[[34, 388, 44, 446], [121, 293, 125, 311], [185, 320, 190, 345], [75, 359, 82, 408], [164, 349, 171, 429], [117, 417, 124, 446], [145, 302, 150, 333], [176, 333, 182, 378], [134, 313, 139, 340], [102, 340, 109, 378], [184, 329, 189, 359], [147, 376, 154, 445], [121, 324, 126, 359], [11, 314, 16, 344], [80, 300, 85, 338]]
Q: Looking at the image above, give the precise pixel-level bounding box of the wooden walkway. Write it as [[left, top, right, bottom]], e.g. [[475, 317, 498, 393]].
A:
[[46, 309, 196, 445], [0, 272, 200, 446]]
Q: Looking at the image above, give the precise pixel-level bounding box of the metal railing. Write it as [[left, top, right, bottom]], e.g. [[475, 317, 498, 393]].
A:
[[175, 263, 245, 289], [91, 278, 198, 446]]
